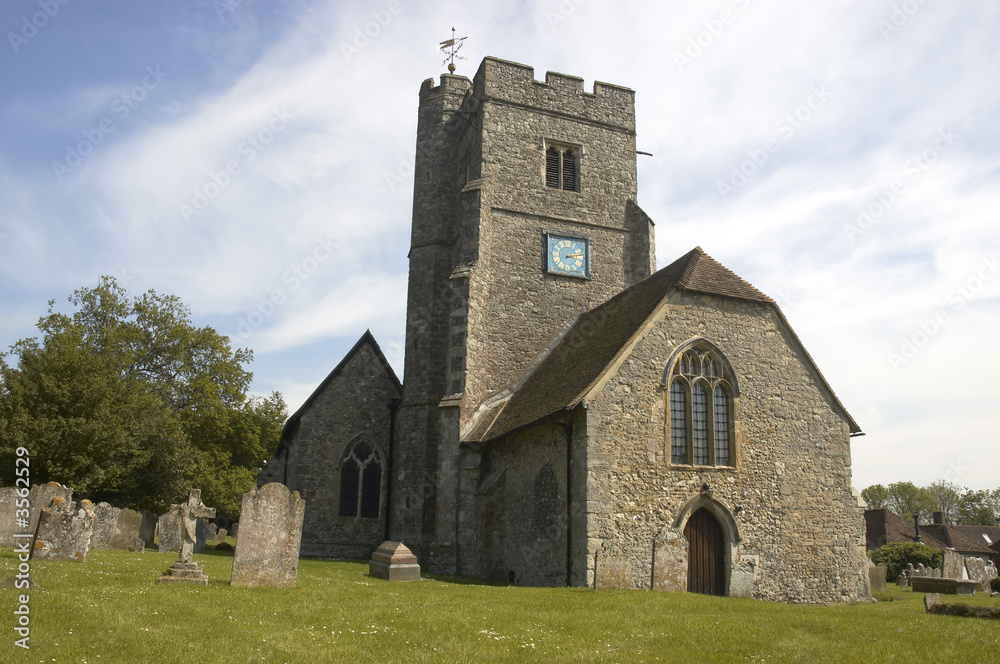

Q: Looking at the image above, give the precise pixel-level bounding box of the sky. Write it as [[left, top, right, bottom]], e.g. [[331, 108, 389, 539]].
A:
[[1, 0, 997, 492]]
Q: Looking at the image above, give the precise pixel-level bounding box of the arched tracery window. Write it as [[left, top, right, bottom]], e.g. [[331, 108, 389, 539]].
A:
[[338, 440, 383, 519], [666, 344, 736, 467]]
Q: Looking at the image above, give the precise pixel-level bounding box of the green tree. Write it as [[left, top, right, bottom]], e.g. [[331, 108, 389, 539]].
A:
[[885, 481, 936, 521], [861, 484, 889, 509], [957, 489, 1000, 526], [926, 480, 962, 523], [0, 277, 286, 515]]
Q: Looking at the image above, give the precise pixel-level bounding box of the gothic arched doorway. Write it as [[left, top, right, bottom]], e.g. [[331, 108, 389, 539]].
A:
[[684, 507, 725, 596]]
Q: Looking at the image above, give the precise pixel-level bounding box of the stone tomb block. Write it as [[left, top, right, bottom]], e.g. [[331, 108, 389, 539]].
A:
[[369, 541, 421, 581], [91, 502, 121, 550], [910, 577, 979, 595], [32, 497, 95, 562], [139, 510, 157, 547], [157, 510, 182, 553], [110, 508, 144, 552], [230, 483, 306, 588], [651, 527, 687, 592]]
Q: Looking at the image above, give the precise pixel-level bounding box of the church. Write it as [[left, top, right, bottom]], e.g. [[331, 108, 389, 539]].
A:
[[258, 56, 870, 603]]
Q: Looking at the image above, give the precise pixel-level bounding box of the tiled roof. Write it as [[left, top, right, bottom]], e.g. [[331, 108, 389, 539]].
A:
[[468, 248, 776, 442], [920, 524, 996, 556]]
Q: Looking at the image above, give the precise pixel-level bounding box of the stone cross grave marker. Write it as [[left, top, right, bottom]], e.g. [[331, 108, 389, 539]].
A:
[[157, 489, 216, 586]]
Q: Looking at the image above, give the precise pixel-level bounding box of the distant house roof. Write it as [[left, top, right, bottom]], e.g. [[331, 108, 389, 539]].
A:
[[466, 247, 859, 442], [865, 509, 996, 556], [950, 525, 1000, 549]]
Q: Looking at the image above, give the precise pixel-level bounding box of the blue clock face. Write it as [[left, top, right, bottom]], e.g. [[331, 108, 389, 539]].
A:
[[547, 235, 589, 278]]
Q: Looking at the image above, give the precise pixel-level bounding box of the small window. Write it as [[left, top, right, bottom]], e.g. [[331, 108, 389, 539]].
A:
[[339, 440, 383, 518], [544, 144, 580, 191], [666, 344, 736, 467]]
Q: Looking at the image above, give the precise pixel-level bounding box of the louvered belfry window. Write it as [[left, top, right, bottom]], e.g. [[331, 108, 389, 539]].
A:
[[666, 344, 736, 467], [545, 144, 579, 191]]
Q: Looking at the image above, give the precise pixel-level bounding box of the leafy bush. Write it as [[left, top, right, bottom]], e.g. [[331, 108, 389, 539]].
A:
[[991, 576, 1000, 593], [870, 542, 943, 580]]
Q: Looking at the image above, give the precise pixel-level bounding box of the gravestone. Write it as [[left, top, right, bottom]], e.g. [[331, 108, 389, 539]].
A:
[[216, 528, 228, 542], [139, 510, 157, 547], [31, 497, 95, 562], [369, 541, 421, 582], [897, 572, 908, 587], [729, 555, 759, 598], [157, 489, 215, 586], [110, 508, 144, 552], [231, 522, 239, 540], [916, 563, 926, 576], [943, 550, 964, 579], [869, 563, 888, 592], [27, 482, 73, 542], [194, 519, 209, 552], [0, 487, 17, 547], [964, 557, 990, 592], [157, 510, 182, 553], [651, 527, 687, 593], [91, 502, 121, 550], [230, 483, 306, 588], [594, 547, 630, 589]]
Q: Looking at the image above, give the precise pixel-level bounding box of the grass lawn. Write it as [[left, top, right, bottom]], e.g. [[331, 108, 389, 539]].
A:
[[2, 544, 998, 663]]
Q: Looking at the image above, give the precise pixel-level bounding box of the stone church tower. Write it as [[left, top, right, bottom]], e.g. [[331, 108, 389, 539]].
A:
[[390, 57, 656, 567], [263, 56, 870, 603]]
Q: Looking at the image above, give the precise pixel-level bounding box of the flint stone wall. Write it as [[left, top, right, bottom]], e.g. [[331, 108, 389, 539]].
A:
[[230, 483, 305, 588], [32, 498, 94, 562], [579, 292, 868, 603]]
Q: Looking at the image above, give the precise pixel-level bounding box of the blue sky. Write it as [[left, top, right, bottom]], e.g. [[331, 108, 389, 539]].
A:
[[1, 1, 998, 492]]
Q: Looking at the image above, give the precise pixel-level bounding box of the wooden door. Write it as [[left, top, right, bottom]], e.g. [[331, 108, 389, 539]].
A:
[[684, 507, 725, 596]]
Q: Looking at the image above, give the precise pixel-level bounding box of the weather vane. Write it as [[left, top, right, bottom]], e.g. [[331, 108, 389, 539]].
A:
[[439, 27, 468, 73]]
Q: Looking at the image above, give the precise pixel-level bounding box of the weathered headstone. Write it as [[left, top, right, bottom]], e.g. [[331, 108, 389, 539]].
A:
[[31, 497, 95, 562], [964, 557, 990, 592], [139, 510, 157, 547], [27, 482, 73, 542], [157, 489, 215, 586], [916, 563, 927, 576], [651, 527, 688, 593], [0, 487, 17, 547], [216, 528, 228, 542], [230, 483, 305, 588], [231, 522, 239, 541], [869, 563, 888, 592], [110, 508, 144, 552], [369, 541, 421, 582], [897, 572, 908, 587], [943, 550, 964, 579], [157, 510, 182, 553], [91, 502, 121, 550], [195, 520, 215, 551], [594, 547, 630, 589]]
